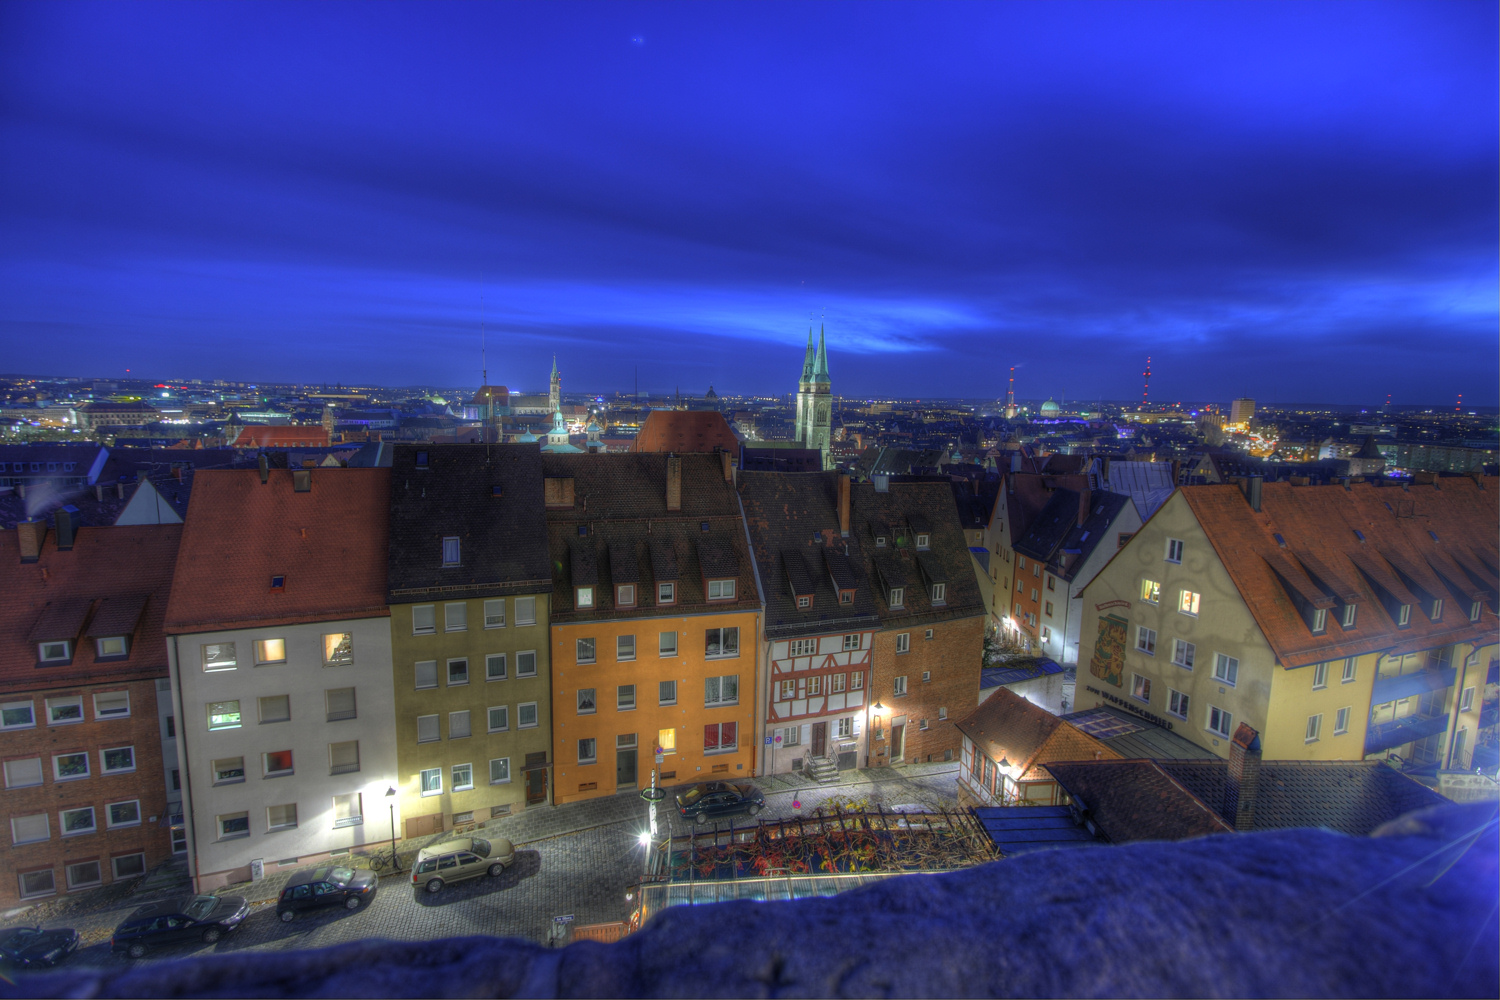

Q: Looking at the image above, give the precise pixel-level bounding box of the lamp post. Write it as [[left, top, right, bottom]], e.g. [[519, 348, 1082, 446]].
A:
[[867, 699, 884, 768], [385, 786, 400, 873]]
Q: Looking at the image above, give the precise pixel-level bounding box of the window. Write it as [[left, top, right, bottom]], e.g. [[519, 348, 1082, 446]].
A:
[[704, 722, 737, 753], [1460, 686, 1476, 713], [1469, 600, 1482, 623], [86, 692, 129, 723], [263, 750, 294, 776], [839, 589, 854, 606], [1178, 590, 1201, 616], [781, 725, 800, 746], [46, 696, 84, 726], [97, 636, 128, 658], [1396, 604, 1411, 627], [1341, 657, 1357, 683], [442, 536, 461, 566], [258, 695, 291, 724], [1312, 608, 1328, 633], [779, 679, 796, 700], [412, 605, 436, 634], [838, 716, 855, 737], [1171, 639, 1195, 669], [1136, 627, 1156, 655], [267, 804, 298, 831], [53, 752, 89, 781], [1, 699, 35, 730], [796, 595, 811, 609], [326, 687, 356, 722], [617, 584, 636, 607], [705, 675, 739, 706], [578, 738, 597, 764], [452, 763, 473, 791], [514, 596, 537, 625], [417, 715, 440, 743], [1207, 706, 1232, 739], [3, 757, 43, 788], [1168, 689, 1190, 719], [707, 579, 736, 601], [895, 632, 910, 653], [212, 757, 245, 784], [1140, 580, 1160, 604], [659, 680, 677, 706], [657, 582, 676, 605], [808, 676, 823, 696], [577, 638, 596, 664], [914, 532, 930, 550], [19, 869, 56, 898], [323, 632, 353, 665], [449, 710, 472, 739], [444, 603, 467, 632], [518, 702, 538, 728], [66, 860, 102, 890], [575, 585, 595, 609], [485, 653, 507, 681], [1312, 662, 1329, 690], [36, 640, 71, 664], [516, 650, 537, 677], [658, 728, 676, 753], [843, 634, 862, 651], [889, 587, 905, 608], [485, 706, 510, 734], [1429, 599, 1443, 622], [1018, 557, 1027, 570], [1041, 626, 1051, 642], [617, 685, 636, 711], [831, 672, 846, 693], [415, 661, 438, 689], [484, 599, 506, 628], [101, 746, 135, 773], [1342, 603, 1357, 628], [60, 806, 95, 836], [919, 718, 930, 731], [489, 758, 511, 784], [577, 688, 597, 714], [1131, 674, 1152, 703], [253, 639, 286, 664], [789, 638, 816, 657], [893, 675, 908, 697], [1334, 707, 1351, 735], [850, 671, 864, 690], [705, 627, 739, 658], [1166, 538, 1184, 563], [218, 812, 250, 839], [420, 768, 442, 795], [334, 793, 363, 827], [11, 814, 49, 846], [107, 800, 142, 828], [618, 635, 636, 660], [1213, 653, 1239, 686], [1044, 601, 1054, 617], [875, 534, 888, 548], [113, 853, 147, 879], [448, 658, 469, 685], [1305, 714, 1322, 743], [329, 740, 360, 775], [932, 583, 947, 605]]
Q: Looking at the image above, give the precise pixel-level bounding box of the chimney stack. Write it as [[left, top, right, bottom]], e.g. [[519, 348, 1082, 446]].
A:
[[94, 484, 104, 502], [720, 449, 732, 483], [115, 482, 125, 499], [1010, 451, 1021, 474], [55, 506, 80, 550], [259, 453, 270, 484], [665, 455, 682, 512], [18, 518, 46, 563], [838, 474, 851, 537], [1246, 475, 1263, 512], [1224, 724, 1262, 831]]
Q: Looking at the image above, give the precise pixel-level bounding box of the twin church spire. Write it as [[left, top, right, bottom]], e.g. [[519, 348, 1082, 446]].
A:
[[794, 325, 833, 469]]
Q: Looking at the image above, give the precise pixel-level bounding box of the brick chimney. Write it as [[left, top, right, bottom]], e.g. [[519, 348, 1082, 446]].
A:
[[838, 474, 851, 537], [720, 449, 732, 483], [55, 506, 80, 550], [666, 455, 682, 512], [1224, 723, 1262, 831], [18, 518, 46, 562]]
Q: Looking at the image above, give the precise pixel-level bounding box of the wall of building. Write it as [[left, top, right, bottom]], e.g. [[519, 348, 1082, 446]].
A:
[[1056, 503, 1144, 667], [1262, 652, 1378, 760], [868, 615, 984, 766], [762, 630, 874, 774]]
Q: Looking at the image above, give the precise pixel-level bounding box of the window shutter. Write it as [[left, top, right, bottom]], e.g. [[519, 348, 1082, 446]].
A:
[[329, 741, 360, 774]]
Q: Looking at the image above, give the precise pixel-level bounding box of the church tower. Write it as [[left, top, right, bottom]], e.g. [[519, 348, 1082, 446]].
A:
[[549, 356, 562, 413], [795, 326, 833, 469]]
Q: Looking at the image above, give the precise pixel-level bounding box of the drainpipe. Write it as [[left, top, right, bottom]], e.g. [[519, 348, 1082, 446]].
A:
[[169, 636, 202, 892], [736, 489, 770, 777]]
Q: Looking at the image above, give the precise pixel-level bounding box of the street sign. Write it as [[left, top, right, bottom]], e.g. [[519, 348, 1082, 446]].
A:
[[764, 735, 772, 745], [774, 734, 782, 743], [553, 914, 575, 924], [655, 753, 665, 763]]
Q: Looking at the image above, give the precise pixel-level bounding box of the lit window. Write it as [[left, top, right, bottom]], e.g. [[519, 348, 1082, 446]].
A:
[[202, 642, 237, 671], [263, 750, 294, 777], [1140, 580, 1160, 604], [778, 679, 797, 699], [658, 728, 676, 754], [1178, 590, 1201, 616], [254, 639, 286, 664], [323, 633, 353, 665], [1213, 653, 1239, 686], [808, 675, 823, 696], [850, 671, 864, 690], [96, 636, 128, 658], [442, 536, 460, 566], [207, 700, 241, 730]]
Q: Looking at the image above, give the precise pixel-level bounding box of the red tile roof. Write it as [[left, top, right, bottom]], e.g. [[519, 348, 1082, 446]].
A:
[[0, 524, 182, 692], [165, 469, 390, 633], [633, 411, 741, 457], [956, 688, 1120, 782], [232, 425, 331, 448]]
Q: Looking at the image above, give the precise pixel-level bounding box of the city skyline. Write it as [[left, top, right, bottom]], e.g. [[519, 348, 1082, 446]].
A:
[[2, 3, 1496, 403]]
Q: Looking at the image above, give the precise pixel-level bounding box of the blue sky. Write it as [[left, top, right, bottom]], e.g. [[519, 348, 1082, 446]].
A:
[[1, 1, 1495, 403]]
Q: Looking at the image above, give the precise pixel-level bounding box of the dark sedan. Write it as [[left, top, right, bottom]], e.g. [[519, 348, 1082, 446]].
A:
[[0, 926, 79, 968], [675, 781, 766, 824], [110, 894, 250, 959], [276, 865, 376, 921]]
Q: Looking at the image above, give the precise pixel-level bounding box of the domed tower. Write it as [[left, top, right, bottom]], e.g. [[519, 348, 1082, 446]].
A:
[[795, 326, 833, 469]]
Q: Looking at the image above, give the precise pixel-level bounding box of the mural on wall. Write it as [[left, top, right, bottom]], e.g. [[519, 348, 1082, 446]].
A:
[[1089, 613, 1127, 687]]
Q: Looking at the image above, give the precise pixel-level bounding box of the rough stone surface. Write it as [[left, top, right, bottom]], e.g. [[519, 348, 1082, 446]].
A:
[[6, 802, 1496, 998]]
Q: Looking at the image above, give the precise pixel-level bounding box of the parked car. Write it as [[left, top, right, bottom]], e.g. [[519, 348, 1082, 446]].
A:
[[0, 926, 79, 968], [411, 836, 515, 893], [110, 894, 250, 959], [675, 781, 765, 824], [276, 865, 377, 922]]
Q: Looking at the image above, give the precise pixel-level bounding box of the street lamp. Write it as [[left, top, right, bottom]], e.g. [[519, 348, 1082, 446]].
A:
[[867, 699, 885, 768], [385, 787, 400, 873]]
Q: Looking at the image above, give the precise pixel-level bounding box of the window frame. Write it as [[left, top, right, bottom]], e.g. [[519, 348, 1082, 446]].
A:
[[704, 674, 739, 707], [1178, 590, 1201, 617], [895, 632, 910, 654], [1171, 639, 1195, 670], [1168, 689, 1189, 719], [107, 799, 142, 829], [1130, 673, 1152, 704], [705, 627, 740, 659], [217, 812, 250, 840], [617, 684, 637, 711], [1140, 579, 1160, 605], [419, 767, 442, 796], [101, 745, 136, 774], [706, 578, 737, 601], [1135, 626, 1157, 656], [658, 680, 678, 707], [414, 660, 438, 690], [889, 586, 905, 609], [448, 709, 472, 740], [0, 699, 36, 731], [1312, 661, 1329, 690], [38, 640, 72, 665], [487, 705, 509, 732], [893, 675, 908, 697], [416, 714, 440, 744], [1341, 657, 1357, 683], [617, 634, 637, 661], [451, 762, 474, 792], [47, 695, 85, 726], [931, 582, 946, 605], [11, 814, 50, 847], [575, 585, 595, 609], [447, 657, 470, 686], [1166, 538, 1184, 564], [515, 650, 538, 677], [443, 603, 468, 632], [483, 599, 506, 628], [657, 581, 676, 605], [616, 584, 636, 608], [576, 637, 596, 664], [1334, 707, 1351, 735], [59, 805, 96, 837], [1212, 652, 1239, 687], [412, 605, 437, 635], [253, 638, 287, 665], [442, 536, 461, 567], [1305, 714, 1322, 743], [489, 757, 511, 784], [1207, 705, 1232, 739], [703, 721, 738, 754], [517, 702, 539, 728], [3, 756, 44, 789], [577, 738, 597, 765]]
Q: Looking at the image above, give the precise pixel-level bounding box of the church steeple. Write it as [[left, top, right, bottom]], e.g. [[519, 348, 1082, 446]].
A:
[[549, 355, 561, 412], [811, 325, 830, 383], [800, 329, 815, 383]]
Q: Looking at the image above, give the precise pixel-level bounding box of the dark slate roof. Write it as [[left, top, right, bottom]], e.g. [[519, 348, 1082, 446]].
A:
[[981, 657, 1064, 689], [1013, 487, 1083, 562], [972, 805, 1101, 856], [1059, 706, 1217, 761], [1156, 759, 1448, 836], [848, 479, 986, 628], [1044, 759, 1236, 843], [1050, 491, 1132, 584], [738, 471, 879, 639], [949, 479, 999, 533], [387, 443, 552, 602]]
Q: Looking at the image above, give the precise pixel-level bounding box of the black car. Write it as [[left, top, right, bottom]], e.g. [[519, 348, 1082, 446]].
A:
[[275, 865, 376, 921], [0, 926, 79, 968], [675, 781, 766, 824], [110, 894, 250, 959]]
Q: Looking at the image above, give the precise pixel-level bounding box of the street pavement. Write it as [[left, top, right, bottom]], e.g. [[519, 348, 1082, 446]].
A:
[[2, 763, 960, 973]]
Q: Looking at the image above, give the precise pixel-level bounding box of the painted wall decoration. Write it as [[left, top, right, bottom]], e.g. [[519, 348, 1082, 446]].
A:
[[1089, 613, 1128, 687]]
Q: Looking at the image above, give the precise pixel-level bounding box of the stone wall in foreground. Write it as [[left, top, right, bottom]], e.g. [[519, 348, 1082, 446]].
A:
[[13, 802, 1498, 998]]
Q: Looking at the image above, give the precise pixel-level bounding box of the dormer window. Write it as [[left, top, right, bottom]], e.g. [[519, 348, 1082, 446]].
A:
[[875, 535, 887, 548], [38, 641, 71, 664], [616, 584, 636, 608], [915, 533, 930, 550], [889, 587, 905, 609], [931, 583, 947, 605], [839, 590, 854, 606], [707, 579, 736, 601], [415, 451, 429, 469], [1311, 608, 1327, 634], [270, 575, 285, 591], [1396, 604, 1411, 627], [442, 537, 460, 566], [1428, 599, 1443, 622], [293, 470, 312, 492], [576, 586, 595, 609], [796, 596, 811, 609], [96, 636, 129, 658], [1471, 601, 1483, 622], [657, 582, 676, 605], [1341, 603, 1357, 629]]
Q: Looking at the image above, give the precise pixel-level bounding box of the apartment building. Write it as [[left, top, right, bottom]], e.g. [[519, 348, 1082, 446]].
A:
[[387, 445, 553, 836], [1075, 476, 1498, 768], [165, 467, 397, 891], [1, 520, 180, 905], [739, 471, 879, 776], [985, 470, 1091, 647], [544, 453, 759, 805]]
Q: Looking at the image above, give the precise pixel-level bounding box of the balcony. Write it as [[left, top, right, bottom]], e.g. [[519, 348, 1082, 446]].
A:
[[1364, 712, 1449, 757]]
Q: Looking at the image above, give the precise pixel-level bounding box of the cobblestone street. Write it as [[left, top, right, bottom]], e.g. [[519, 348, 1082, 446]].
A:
[[2, 764, 959, 973]]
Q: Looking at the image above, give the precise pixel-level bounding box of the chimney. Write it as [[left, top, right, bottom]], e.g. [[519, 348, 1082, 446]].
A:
[[55, 506, 80, 550], [1010, 452, 1021, 474], [16, 483, 24, 500], [94, 484, 104, 502], [838, 474, 851, 537], [259, 453, 270, 484], [18, 518, 46, 562], [115, 482, 125, 499], [720, 449, 732, 482], [665, 454, 682, 512], [1101, 455, 1111, 482], [1224, 724, 1262, 831], [293, 470, 312, 492], [174, 465, 185, 481], [1247, 475, 1263, 512]]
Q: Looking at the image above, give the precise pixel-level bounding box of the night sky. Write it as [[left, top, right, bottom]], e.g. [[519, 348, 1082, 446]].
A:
[[2, 2, 1495, 404]]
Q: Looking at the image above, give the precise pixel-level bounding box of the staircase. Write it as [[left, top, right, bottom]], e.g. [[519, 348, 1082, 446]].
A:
[[804, 752, 839, 785]]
